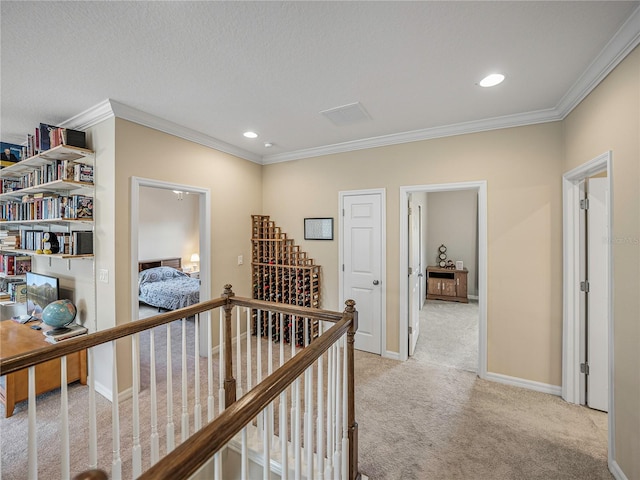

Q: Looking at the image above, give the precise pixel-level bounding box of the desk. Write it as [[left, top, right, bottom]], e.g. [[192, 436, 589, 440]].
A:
[[0, 320, 87, 417]]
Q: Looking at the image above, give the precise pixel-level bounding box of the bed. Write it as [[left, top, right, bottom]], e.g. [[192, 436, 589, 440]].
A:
[[138, 258, 200, 311]]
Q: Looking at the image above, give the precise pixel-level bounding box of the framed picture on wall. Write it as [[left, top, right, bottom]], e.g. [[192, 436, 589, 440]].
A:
[[304, 218, 333, 240]]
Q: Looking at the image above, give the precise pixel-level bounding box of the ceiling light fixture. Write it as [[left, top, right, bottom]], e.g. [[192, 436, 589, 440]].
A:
[[264, 142, 273, 148], [243, 131, 258, 138], [479, 73, 505, 87]]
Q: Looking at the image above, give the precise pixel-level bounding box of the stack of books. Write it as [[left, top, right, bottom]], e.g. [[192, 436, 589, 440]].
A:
[[41, 323, 88, 343]]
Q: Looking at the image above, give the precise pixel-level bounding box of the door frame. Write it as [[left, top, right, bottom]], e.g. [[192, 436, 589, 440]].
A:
[[338, 188, 387, 356], [561, 151, 613, 464], [130, 177, 212, 350], [399, 181, 487, 379]]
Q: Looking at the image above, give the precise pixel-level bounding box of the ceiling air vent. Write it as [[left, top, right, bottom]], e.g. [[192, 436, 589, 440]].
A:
[[320, 102, 371, 126]]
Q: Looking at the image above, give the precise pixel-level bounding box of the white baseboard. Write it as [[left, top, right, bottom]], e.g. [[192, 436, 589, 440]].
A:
[[485, 372, 562, 396], [609, 460, 629, 480], [210, 332, 247, 355], [468, 294, 479, 300], [93, 380, 112, 402], [383, 350, 400, 361]]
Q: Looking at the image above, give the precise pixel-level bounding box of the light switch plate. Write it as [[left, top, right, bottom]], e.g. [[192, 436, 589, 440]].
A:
[[237, 255, 243, 265], [99, 269, 109, 283]]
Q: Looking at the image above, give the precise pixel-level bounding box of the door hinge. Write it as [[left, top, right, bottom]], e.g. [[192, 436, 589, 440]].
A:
[[580, 198, 589, 210], [408, 207, 412, 215], [409, 326, 413, 334], [408, 267, 413, 275], [342, 264, 344, 272], [580, 362, 590, 375], [580, 280, 590, 293], [342, 209, 345, 216]]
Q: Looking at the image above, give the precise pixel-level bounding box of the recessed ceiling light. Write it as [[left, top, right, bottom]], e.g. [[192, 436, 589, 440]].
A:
[[243, 131, 258, 139], [479, 73, 505, 87], [264, 142, 273, 148]]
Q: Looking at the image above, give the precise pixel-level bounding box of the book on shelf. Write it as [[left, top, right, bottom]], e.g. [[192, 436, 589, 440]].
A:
[[72, 231, 93, 255], [1, 142, 22, 163], [42, 323, 88, 343], [39, 123, 86, 152]]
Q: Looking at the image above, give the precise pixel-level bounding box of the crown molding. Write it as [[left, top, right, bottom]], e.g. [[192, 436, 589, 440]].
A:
[[556, 4, 640, 117], [59, 99, 262, 164], [262, 108, 562, 164], [56, 7, 639, 167], [264, 6, 640, 165]]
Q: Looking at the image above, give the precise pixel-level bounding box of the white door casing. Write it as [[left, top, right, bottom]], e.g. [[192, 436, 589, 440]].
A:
[[340, 190, 385, 355], [408, 195, 421, 356], [561, 151, 613, 467], [399, 181, 487, 377], [585, 176, 609, 412]]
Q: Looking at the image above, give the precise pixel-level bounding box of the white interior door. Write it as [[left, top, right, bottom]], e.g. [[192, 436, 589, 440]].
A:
[[408, 196, 421, 356], [586, 176, 608, 412], [342, 193, 382, 354]]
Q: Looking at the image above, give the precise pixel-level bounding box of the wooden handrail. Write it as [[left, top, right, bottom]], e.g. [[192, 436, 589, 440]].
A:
[[4, 287, 361, 479], [139, 314, 355, 479], [230, 296, 344, 323], [0, 295, 341, 377]]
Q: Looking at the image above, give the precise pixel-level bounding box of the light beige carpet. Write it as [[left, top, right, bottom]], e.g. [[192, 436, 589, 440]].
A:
[[416, 299, 479, 372], [1, 304, 610, 479]]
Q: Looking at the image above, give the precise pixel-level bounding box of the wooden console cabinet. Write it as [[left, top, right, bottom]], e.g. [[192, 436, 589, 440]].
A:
[[0, 320, 87, 417], [426, 266, 468, 303]]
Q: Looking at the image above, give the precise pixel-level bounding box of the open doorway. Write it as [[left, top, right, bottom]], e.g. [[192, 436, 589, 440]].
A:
[[399, 181, 487, 378], [562, 151, 613, 465], [130, 177, 211, 352]]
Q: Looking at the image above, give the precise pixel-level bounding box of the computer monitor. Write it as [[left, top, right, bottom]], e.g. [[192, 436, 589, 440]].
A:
[[26, 271, 59, 316]]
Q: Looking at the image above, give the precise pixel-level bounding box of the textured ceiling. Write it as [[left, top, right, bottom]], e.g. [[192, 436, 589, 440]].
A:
[[1, 1, 639, 164]]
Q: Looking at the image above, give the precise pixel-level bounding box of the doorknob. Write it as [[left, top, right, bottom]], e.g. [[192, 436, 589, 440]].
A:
[[373, 280, 380, 285]]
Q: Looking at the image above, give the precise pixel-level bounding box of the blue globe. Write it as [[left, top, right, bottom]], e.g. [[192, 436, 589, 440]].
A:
[[42, 299, 77, 328]]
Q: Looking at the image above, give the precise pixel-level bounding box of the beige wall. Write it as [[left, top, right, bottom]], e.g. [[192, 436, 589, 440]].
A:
[[563, 45, 639, 479], [113, 119, 263, 332], [426, 190, 478, 296], [263, 121, 564, 385]]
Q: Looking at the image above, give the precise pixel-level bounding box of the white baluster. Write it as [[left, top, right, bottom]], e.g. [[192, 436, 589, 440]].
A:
[[111, 341, 122, 480], [294, 378, 301, 479], [257, 310, 263, 437], [241, 427, 249, 480], [279, 313, 284, 367], [194, 314, 202, 431], [181, 318, 189, 442], [291, 315, 297, 358], [342, 336, 349, 480], [246, 307, 253, 392], [208, 312, 215, 422], [305, 364, 314, 479], [280, 390, 289, 480], [316, 351, 325, 476], [268, 312, 273, 374], [334, 342, 342, 478], [60, 356, 69, 478], [166, 324, 175, 453], [236, 308, 243, 398], [88, 348, 98, 469], [150, 329, 159, 465], [325, 344, 334, 479], [214, 451, 221, 479], [263, 404, 271, 480], [219, 309, 225, 414], [27, 366, 37, 480], [132, 334, 142, 477]]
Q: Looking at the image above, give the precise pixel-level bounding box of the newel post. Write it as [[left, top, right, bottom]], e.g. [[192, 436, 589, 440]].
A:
[[222, 284, 237, 408], [344, 299, 361, 480]]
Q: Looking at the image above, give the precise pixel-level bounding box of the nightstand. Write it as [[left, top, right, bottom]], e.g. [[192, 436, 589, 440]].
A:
[[188, 271, 200, 279]]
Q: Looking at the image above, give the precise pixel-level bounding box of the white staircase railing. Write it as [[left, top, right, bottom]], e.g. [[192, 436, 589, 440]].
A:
[[0, 285, 360, 480]]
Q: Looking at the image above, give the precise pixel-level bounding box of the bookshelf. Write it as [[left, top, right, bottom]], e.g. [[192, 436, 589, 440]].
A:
[[251, 215, 320, 346], [0, 144, 94, 260]]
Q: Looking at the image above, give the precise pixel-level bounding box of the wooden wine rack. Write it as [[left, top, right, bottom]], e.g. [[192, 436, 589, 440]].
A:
[[251, 215, 320, 346]]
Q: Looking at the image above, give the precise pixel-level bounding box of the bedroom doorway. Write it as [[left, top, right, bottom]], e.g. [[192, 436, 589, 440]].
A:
[[130, 177, 211, 351]]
